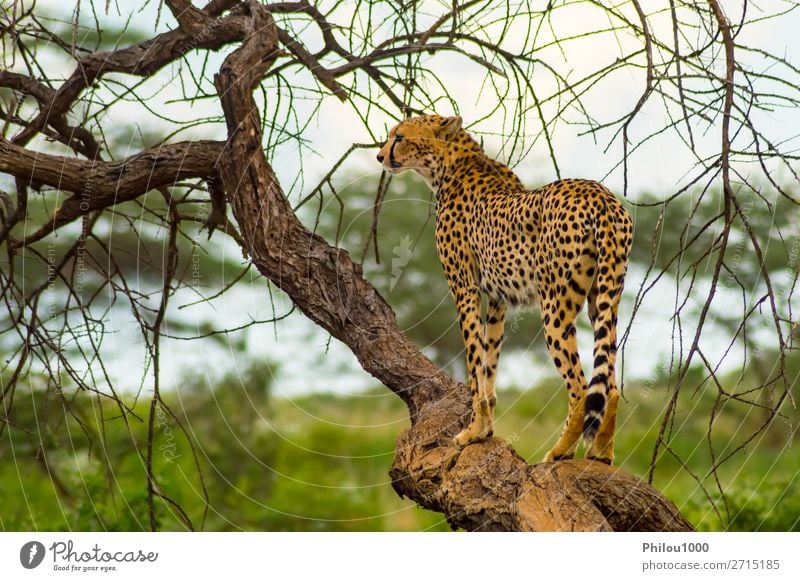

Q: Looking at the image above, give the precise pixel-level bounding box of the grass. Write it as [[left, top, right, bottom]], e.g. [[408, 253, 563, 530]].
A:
[[0, 372, 797, 531]]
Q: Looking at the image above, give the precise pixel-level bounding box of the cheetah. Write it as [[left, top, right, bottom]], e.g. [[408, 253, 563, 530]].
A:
[[377, 114, 633, 464]]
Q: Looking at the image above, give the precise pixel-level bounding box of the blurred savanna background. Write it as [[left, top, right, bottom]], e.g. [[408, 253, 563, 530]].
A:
[[1, 0, 799, 531]]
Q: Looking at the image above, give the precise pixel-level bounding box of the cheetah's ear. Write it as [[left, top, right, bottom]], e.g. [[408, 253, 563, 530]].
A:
[[437, 115, 463, 140]]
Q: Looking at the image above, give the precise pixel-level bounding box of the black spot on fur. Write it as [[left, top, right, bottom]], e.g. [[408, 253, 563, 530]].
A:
[[589, 373, 608, 387], [585, 391, 605, 414]]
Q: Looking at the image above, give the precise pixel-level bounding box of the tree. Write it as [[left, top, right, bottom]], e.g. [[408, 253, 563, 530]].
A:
[[1, 0, 797, 531]]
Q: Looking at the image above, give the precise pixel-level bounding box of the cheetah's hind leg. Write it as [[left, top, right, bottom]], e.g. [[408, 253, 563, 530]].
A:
[[453, 395, 493, 448]]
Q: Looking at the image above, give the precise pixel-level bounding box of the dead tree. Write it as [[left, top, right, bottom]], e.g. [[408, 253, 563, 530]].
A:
[[1, 1, 796, 530]]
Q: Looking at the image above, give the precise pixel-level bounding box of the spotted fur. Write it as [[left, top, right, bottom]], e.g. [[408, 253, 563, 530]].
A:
[[377, 114, 633, 464]]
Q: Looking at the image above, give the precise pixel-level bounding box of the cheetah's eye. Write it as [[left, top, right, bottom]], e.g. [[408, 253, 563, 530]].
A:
[[394, 134, 404, 142]]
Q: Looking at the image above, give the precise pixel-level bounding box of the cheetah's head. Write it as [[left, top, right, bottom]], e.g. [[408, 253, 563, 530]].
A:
[[376, 114, 463, 183]]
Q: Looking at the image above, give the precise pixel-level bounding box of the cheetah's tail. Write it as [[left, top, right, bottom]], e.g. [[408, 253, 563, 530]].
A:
[[582, 389, 605, 443], [582, 202, 616, 444]]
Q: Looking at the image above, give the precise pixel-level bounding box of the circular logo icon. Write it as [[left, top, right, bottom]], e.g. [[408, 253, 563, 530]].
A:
[[20, 541, 46, 569]]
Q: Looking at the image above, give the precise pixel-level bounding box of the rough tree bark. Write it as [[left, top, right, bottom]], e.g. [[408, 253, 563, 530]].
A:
[[0, 0, 694, 531]]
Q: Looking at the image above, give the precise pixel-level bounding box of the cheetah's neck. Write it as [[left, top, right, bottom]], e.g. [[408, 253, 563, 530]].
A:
[[430, 132, 525, 201]]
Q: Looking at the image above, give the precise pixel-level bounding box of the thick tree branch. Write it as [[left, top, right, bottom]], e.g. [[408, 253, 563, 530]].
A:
[[211, 0, 692, 532], [0, 137, 223, 246], [213, 0, 445, 416]]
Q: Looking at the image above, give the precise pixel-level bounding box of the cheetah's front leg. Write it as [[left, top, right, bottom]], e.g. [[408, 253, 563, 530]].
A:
[[453, 289, 493, 448]]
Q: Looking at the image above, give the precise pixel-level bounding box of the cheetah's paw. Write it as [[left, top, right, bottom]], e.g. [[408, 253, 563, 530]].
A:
[[453, 422, 492, 448], [543, 450, 574, 462]]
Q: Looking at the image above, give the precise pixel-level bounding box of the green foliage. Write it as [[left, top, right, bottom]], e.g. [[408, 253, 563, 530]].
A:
[[2, 353, 798, 531], [686, 478, 800, 532], [0, 365, 450, 531]]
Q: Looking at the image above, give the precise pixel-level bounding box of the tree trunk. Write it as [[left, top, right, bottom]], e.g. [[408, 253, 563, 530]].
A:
[[211, 1, 692, 532]]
